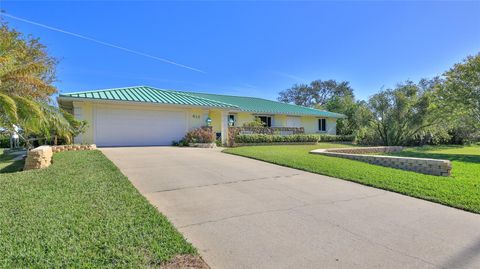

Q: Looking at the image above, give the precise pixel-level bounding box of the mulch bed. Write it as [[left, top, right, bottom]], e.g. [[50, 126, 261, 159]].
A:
[[161, 255, 210, 269]]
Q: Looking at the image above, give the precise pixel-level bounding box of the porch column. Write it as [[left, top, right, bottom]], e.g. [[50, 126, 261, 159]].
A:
[[221, 110, 229, 145]]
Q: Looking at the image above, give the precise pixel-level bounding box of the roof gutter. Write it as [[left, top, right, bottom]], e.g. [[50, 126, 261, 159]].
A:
[[57, 96, 237, 110]]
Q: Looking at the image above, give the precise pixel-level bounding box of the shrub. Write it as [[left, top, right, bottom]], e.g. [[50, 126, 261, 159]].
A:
[[234, 133, 354, 144], [0, 136, 10, 148], [354, 127, 382, 145], [242, 118, 265, 127], [316, 134, 355, 142], [183, 127, 216, 144], [235, 134, 319, 144]]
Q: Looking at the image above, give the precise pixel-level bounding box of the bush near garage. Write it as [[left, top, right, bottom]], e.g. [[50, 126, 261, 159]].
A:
[[184, 127, 216, 144]]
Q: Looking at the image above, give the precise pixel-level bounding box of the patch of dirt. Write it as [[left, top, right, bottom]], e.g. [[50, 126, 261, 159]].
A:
[[161, 254, 210, 269]]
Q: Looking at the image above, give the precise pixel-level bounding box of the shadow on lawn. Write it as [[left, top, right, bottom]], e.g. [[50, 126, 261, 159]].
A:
[[0, 160, 24, 173], [390, 151, 480, 164], [0, 151, 25, 173]]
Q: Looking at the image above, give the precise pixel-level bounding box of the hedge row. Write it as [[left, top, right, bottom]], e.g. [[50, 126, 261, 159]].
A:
[[318, 134, 355, 142], [234, 134, 354, 144]]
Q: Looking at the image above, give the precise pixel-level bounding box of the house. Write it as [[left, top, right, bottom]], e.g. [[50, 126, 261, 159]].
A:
[[58, 86, 345, 147]]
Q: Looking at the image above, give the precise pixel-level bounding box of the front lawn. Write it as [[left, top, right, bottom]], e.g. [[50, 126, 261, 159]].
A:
[[224, 143, 480, 214], [0, 150, 196, 268]]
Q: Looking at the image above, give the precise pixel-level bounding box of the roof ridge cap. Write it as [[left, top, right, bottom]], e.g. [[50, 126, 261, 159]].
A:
[[60, 85, 148, 96]]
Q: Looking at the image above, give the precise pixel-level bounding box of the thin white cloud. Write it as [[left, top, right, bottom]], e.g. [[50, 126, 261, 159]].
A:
[[266, 70, 306, 82], [1, 13, 205, 73]]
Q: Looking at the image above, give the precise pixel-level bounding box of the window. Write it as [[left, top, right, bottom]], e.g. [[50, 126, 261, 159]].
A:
[[257, 116, 272, 127], [318, 118, 326, 132], [228, 114, 236, 126]]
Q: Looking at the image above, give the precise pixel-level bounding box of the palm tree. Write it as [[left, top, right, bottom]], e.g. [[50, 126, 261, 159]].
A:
[[0, 22, 84, 149]]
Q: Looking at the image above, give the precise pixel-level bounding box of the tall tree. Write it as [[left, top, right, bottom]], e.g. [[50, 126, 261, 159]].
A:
[[367, 80, 444, 146], [438, 53, 480, 128], [278, 79, 354, 108], [278, 79, 367, 135], [0, 20, 84, 147], [0, 21, 57, 99], [326, 95, 373, 135]]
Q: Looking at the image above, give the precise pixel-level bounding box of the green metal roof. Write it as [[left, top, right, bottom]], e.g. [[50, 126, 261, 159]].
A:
[[179, 91, 345, 118], [59, 86, 236, 109], [59, 86, 345, 118]]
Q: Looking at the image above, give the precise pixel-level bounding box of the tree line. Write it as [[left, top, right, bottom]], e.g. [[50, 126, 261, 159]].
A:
[[278, 54, 480, 146]]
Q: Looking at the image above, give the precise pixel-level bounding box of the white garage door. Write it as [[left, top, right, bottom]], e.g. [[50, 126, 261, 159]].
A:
[[95, 107, 187, 147]]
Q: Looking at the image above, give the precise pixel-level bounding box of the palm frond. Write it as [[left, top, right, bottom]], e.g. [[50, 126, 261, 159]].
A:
[[11, 96, 46, 134], [0, 92, 18, 123], [38, 102, 75, 143]]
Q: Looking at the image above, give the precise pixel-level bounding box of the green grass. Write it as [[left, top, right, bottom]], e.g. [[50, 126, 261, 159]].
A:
[[223, 143, 480, 214], [0, 150, 196, 268], [0, 149, 25, 173]]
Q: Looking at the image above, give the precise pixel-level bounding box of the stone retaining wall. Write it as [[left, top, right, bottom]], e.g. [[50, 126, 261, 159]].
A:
[[52, 144, 96, 153], [24, 144, 97, 170], [310, 147, 451, 176]]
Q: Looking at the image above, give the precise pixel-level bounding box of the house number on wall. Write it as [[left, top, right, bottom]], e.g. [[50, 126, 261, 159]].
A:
[[192, 114, 201, 119]]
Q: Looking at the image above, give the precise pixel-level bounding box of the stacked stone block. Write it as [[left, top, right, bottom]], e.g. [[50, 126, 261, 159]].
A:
[[24, 146, 53, 170]]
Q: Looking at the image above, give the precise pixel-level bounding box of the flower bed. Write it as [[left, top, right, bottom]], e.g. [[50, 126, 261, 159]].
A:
[[173, 127, 217, 147]]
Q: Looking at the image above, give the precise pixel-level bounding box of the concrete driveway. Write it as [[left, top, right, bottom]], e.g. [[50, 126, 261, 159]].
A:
[[101, 147, 480, 269]]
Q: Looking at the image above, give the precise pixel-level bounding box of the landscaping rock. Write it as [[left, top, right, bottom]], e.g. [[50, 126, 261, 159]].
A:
[[24, 146, 53, 170]]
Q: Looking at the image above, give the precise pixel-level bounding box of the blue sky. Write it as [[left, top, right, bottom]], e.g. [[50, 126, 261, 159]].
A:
[[1, 1, 479, 101]]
